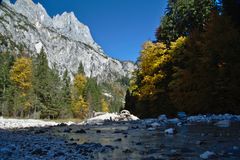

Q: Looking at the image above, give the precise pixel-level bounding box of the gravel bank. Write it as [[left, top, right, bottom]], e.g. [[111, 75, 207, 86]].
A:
[[0, 117, 59, 129]]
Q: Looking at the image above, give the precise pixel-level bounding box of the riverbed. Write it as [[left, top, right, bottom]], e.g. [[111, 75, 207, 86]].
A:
[[0, 118, 240, 160]]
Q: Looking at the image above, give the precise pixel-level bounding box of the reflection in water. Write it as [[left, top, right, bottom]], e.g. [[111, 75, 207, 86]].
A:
[[52, 122, 240, 159]]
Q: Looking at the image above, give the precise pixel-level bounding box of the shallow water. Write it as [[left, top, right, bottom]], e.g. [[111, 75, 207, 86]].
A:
[[48, 121, 240, 160]]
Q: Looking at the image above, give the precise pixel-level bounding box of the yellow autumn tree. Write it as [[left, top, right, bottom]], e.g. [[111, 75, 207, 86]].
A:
[[71, 73, 89, 119], [72, 95, 89, 119], [10, 57, 32, 90], [73, 74, 87, 96], [131, 41, 172, 99], [10, 57, 33, 117], [101, 98, 109, 112], [126, 37, 187, 117]]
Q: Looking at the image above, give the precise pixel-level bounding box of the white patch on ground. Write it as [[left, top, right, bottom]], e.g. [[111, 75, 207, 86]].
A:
[[0, 118, 59, 129]]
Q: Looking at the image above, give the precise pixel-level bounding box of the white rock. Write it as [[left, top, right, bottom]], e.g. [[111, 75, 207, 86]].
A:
[[200, 151, 215, 159], [129, 115, 139, 121], [147, 127, 155, 131], [83, 111, 139, 125], [214, 120, 231, 128], [150, 122, 161, 128], [164, 128, 176, 134], [177, 122, 182, 127], [158, 114, 167, 121], [64, 121, 75, 126], [177, 112, 187, 119], [233, 146, 239, 150], [168, 118, 180, 124]]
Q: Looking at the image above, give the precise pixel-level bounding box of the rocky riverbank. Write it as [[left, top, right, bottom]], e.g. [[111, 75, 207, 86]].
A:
[[0, 128, 118, 160], [0, 113, 240, 159], [0, 110, 139, 129]]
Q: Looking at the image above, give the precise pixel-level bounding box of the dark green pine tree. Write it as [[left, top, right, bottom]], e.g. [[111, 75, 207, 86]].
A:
[[60, 69, 72, 118], [0, 52, 15, 116], [84, 78, 102, 112], [78, 62, 85, 75], [32, 48, 61, 119], [156, 0, 215, 43]]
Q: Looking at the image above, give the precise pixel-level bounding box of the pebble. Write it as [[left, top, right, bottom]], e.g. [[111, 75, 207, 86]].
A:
[[34, 129, 45, 134], [214, 120, 231, 128], [75, 129, 86, 134], [177, 122, 182, 127], [158, 114, 167, 121], [122, 149, 133, 153], [54, 151, 65, 157], [104, 145, 115, 151], [96, 130, 101, 133], [131, 126, 139, 129], [196, 140, 206, 145], [114, 130, 124, 134], [164, 128, 176, 135], [31, 148, 48, 156], [170, 149, 177, 154], [63, 128, 72, 133], [0, 148, 13, 156], [177, 112, 187, 119], [201, 133, 208, 137], [233, 146, 239, 150], [58, 123, 67, 127], [136, 142, 142, 145], [114, 138, 122, 142], [147, 127, 155, 131], [150, 122, 161, 128], [200, 151, 215, 159]]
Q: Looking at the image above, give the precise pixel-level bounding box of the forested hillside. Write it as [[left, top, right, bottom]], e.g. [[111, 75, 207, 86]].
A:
[[0, 48, 128, 119], [0, 0, 132, 119], [125, 0, 240, 118]]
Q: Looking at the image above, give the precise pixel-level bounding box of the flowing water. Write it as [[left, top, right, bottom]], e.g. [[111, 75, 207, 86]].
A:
[[48, 121, 240, 160]]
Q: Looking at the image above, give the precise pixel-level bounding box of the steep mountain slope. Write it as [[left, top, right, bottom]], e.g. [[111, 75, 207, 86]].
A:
[[0, 0, 136, 81]]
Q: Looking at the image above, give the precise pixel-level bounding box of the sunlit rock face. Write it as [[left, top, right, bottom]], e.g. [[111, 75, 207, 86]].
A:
[[0, 0, 136, 81]]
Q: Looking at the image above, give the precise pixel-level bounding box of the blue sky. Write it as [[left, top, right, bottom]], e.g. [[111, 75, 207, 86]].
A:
[[11, 0, 167, 62]]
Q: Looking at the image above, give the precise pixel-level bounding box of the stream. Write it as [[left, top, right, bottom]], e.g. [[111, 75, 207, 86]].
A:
[[35, 121, 240, 159], [0, 119, 240, 159]]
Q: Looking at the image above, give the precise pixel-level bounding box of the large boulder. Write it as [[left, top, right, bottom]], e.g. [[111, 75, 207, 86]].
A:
[[82, 110, 139, 125]]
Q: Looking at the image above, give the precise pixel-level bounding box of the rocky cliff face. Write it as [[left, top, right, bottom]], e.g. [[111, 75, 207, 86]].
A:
[[0, 0, 136, 81]]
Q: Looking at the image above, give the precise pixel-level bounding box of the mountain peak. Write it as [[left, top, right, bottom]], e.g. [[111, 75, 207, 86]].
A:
[[52, 11, 95, 46], [0, 0, 136, 82], [15, 0, 34, 5], [14, 0, 51, 24], [2, 0, 11, 4]]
